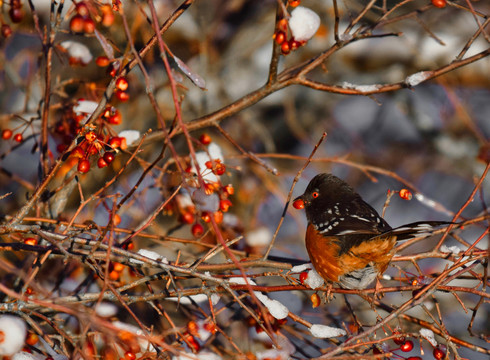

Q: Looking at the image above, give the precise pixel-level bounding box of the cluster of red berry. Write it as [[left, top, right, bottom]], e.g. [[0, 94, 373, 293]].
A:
[[1, 128, 24, 143], [0, 0, 23, 37], [69, 2, 114, 34], [184, 320, 218, 352], [273, 1, 308, 55], [372, 330, 447, 359]]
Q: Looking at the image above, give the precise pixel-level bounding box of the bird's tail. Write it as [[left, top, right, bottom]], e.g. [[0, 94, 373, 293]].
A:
[[387, 221, 454, 241]]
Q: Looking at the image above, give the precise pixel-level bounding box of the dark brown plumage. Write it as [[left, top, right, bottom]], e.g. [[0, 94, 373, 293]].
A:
[[295, 173, 448, 289]]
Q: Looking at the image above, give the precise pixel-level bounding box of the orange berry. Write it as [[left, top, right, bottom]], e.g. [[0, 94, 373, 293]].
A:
[[69, 14, 84, 33], [289, 0, 300, 7], [433, 347, 445, 360], [199, 133, 212, 145], [109, 270, 120, 281], [113, 213, 121, 226], [203, 322, 218, 334], [25, 332, 38, 346], [181, 211, 195, 224], [113, 262, 125, 272], [274, 31, 286, 45], [278, 18, 288, 32], [213, 210, 223, 224], [76, 2, 90, 17], [100, 5, 115, 27], [310, 293, 320, 308], [201, 212, 211, 223], [83, 17, 95, 33], [205, 160, 213, 169], [224, 184, 234, 195], [281, 41, 291, 55], [13, 133, 23, 142], [77, 159, 90, 173], [96, 56, 110, 67], [292, 198, 304, 209], [1, 129, 13, 140], [116, 76, 129, 91], [431, 0, 446, 8], [187, 320, 199, 336], [399, 188, 412, 200], [108, 137, 122, 149], [24, 238, 38, 246]]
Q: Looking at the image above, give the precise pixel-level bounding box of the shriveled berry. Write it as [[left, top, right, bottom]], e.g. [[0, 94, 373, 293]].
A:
[[1, 24, 12, 38], [224, 184, 234, 195], [399, 188, 412, 200], [310, 293, 320, 308], [2, 129, 13, 140], [219, 199, 232, 212], [85, 131, 97, 142], [75, 2, 90, 17], [214, 210, 223, 224], [214, 162, 226, 175], [278, 18, 288, 32], [281, 41, 291, 55]]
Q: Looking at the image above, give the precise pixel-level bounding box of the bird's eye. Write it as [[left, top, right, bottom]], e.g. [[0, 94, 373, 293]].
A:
[[312, 191, 319, 198]]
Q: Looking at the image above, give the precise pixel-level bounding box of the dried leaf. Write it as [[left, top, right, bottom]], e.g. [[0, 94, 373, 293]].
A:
[[94, 29, 115, 60], [173, 55, 206, 89]]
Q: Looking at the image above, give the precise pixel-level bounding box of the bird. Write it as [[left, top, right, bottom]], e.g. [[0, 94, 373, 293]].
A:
[[293, 173, 449, 290]]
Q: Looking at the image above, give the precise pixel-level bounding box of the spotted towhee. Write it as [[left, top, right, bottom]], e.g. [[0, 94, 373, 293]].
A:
[[293, 173, 449, 289]]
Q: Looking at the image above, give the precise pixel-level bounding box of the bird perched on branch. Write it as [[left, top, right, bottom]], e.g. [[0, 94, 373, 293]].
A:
[[293, 173, 449, 290]]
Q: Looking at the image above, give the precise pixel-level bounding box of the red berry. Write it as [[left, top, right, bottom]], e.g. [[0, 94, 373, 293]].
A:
[[107, 62, 119, 77], [85, 131, 97, 142], [399, 188, 412, 200], [407, 357, 422, 360], [289, 0, 300, 7], [431, 0, 446, 8], [115, 90, 129, 102], [77, 159, 90, 173], [116, 76, 129, 91], [13, 133, 23, 142], [191, 223, 204, 237], [100, 5, 114, 27], [400, 340, 414, 352], [109, 137, 122, 149], [292, 198, 304, 209], [75, 2, 90, 17], [97, 157, 108, 168], [289, 39, 302, 51], [281, 41, 291, 55], [71, 146, 85, 158], [433, 348, 445, 360], [108, 111, 122, 125], [9, 7, 23, 23], [274, 31, 286, 45], [2, 129, 13, 140], [199, 133, 212, 145], [96, 56, 110, 67], [278, 18, 288, 32], [69, 14, 84, 33], [103, 152, 115, 163], [83, 17, 95, 33], [181, 212, 195, 224], [299, 271, 308, 284], [1, 24, 12, 38], [24, 238, 38, 246], [124, 351, 136, 360]]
